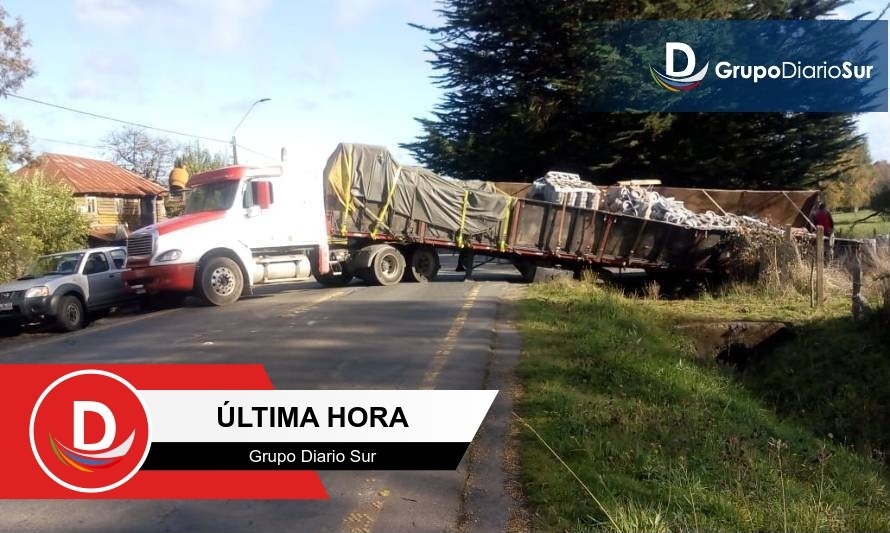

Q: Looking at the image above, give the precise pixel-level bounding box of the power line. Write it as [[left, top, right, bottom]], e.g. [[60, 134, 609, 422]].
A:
[[11, 93, 283, 163], [31, 136, 103, 149], [8, 93, 230, 144]]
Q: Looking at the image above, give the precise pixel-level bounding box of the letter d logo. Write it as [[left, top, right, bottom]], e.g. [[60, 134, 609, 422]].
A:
[[665, 42, 696, 77], [30, 370, 152, 493], [650, 42, 709, 92], [73, 401, 116, 451]]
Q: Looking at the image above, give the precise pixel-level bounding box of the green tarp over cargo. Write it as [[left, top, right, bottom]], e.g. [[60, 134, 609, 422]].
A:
[[323, 143, 513, 247]]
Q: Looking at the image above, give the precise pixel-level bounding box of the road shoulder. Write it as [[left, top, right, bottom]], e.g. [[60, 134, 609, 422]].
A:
[[458, 284, 530, 533]]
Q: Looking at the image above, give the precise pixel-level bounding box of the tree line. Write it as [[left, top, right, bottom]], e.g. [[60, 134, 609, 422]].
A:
[[0, 5, 85, 280], [403, 0, 883, 195], [0, 5, 226, 280]]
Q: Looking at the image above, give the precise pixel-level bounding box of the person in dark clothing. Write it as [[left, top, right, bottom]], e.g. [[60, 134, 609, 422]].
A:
[[811, 202, 835, 237]]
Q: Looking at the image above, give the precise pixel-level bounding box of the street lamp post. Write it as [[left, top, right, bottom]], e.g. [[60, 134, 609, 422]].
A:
[[231, 98, 271, 164]]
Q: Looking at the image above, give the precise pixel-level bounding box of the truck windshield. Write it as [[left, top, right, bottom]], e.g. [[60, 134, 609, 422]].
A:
[[22, 252, 84, 279], [184, 182, 239, 214]]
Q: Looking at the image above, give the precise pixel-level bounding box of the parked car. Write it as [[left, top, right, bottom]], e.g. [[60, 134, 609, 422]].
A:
[[0, 247, 133, 334]]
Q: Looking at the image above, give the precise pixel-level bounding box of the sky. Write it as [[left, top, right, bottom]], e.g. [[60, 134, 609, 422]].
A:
[[2, 0, 888, 184]]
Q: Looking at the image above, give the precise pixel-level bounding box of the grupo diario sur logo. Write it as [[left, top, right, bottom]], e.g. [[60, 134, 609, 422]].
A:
[[651, 40, 877, 92], [588, 20, 887, 112], [29, 370, 152, 493]]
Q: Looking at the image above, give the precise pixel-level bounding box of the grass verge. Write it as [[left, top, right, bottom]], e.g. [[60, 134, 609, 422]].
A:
[[516, 280, 890, 532]]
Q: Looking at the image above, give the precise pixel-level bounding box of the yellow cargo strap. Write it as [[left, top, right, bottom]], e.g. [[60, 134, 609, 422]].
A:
[[370, 167, 401, 239], [456, 190, 469, 248], [340, 148, 354, 235], [499, 198, 514, 252]]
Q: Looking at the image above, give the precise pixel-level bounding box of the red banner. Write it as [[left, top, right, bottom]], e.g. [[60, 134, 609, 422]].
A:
[[0, 364, 328, 499]]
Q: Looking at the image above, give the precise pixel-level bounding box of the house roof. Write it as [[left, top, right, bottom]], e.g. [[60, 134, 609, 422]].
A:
[[14, 153, 167, 197]]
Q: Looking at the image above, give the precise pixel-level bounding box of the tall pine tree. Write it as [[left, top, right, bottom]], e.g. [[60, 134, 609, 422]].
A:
[[403, 0, 864, 188]]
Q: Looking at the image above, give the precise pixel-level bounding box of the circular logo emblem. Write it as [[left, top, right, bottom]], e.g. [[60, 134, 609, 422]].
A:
[[29, 370, 152, 493]]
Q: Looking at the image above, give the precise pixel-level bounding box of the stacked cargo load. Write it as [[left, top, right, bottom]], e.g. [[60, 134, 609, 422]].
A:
[[323, 143, 514, 249], [529, 172, 602, 210], [604, 185, 777, 231]]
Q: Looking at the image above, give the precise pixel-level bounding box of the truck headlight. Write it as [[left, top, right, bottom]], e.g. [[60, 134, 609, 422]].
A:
[[155, 249, 182, 262], [25, 286, 49, 298]]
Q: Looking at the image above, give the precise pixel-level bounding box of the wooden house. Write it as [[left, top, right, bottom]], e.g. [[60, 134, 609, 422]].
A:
[[14, 153, 168, 245]]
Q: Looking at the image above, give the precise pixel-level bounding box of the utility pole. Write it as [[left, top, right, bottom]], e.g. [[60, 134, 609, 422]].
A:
[[231, 98, 270, 165]]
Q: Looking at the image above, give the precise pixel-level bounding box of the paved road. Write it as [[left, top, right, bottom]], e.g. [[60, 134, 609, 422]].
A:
[[0, 256, 524, 533]]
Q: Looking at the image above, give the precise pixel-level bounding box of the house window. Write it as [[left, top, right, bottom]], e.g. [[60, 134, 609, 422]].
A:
[[114, 197, 124, 213], [84, 196, 98, 214]]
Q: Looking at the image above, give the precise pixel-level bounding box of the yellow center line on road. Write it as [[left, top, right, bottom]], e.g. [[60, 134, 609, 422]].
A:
[[420, 283, 481, 390], [340, 283, 482, 533], [342, 483, 391, 533]]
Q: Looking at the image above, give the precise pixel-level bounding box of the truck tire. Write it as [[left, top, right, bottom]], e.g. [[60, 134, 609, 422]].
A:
[[55, 294, 85, 332], [403, 246, 439, 283], [314, 272, 354, 287], [199, 256, 243, 306], [370, 246, 405, 286]]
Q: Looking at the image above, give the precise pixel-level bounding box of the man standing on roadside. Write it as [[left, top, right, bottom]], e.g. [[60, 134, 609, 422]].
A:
[[811, 202, 835, 237]]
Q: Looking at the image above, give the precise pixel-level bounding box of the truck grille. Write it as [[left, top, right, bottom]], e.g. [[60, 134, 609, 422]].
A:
[[127, 234, 154, 257]]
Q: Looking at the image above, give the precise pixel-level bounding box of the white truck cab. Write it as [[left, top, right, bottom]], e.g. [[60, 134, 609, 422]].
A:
[[123, 165, 329, 305]]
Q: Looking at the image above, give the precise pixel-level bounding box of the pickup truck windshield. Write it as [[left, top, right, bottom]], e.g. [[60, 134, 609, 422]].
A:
[[23, 252, 84, 278], [184, 182, 239, 214]]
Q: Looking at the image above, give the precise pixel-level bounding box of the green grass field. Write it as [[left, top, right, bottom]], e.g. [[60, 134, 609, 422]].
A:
[[516, 281, 890, 532], [833, 210, 889, 239]]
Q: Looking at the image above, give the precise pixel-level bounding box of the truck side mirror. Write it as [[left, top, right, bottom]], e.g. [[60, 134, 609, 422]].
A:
[[252, 181, 273, 210]]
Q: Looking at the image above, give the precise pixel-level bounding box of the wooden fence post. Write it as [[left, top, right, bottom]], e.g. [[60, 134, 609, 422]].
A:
[[815, 225, 824, 308], [851, 248, 862, 320]]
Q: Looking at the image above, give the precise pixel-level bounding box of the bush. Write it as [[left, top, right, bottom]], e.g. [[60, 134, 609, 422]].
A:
[[0, 163, 89, 281]]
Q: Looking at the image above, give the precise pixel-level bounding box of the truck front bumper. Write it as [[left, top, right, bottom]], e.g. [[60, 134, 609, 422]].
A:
[[0, 293, 53, 324], [123, 263, 197, 294]]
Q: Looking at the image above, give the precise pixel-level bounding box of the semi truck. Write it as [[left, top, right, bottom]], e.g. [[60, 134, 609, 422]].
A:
[[122, 143, 818, 306]]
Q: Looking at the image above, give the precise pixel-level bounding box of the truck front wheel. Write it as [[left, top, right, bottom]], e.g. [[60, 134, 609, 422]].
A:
[[370, 246, 405, 286], [199, 256, 243, 306]]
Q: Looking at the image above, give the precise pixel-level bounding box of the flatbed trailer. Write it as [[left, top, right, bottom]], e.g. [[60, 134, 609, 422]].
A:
[[317, 144, 817, 286]]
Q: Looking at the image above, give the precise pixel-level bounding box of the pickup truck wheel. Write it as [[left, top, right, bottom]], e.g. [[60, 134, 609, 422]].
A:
[[314, 272, 354, 287], [404, 246, 439, 282], [199, 256, 243, 306], [370, 247, 405, 286], [55, 295, 85, 332]]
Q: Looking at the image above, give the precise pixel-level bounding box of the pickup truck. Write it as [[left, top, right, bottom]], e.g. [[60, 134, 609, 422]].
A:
[[0, 246, 131, 334]]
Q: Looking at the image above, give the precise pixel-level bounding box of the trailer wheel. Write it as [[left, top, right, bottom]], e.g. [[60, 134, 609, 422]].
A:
[[404, 246, 439, 283], [370, 246, 405, 286], [199, 256, 243, 306]]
